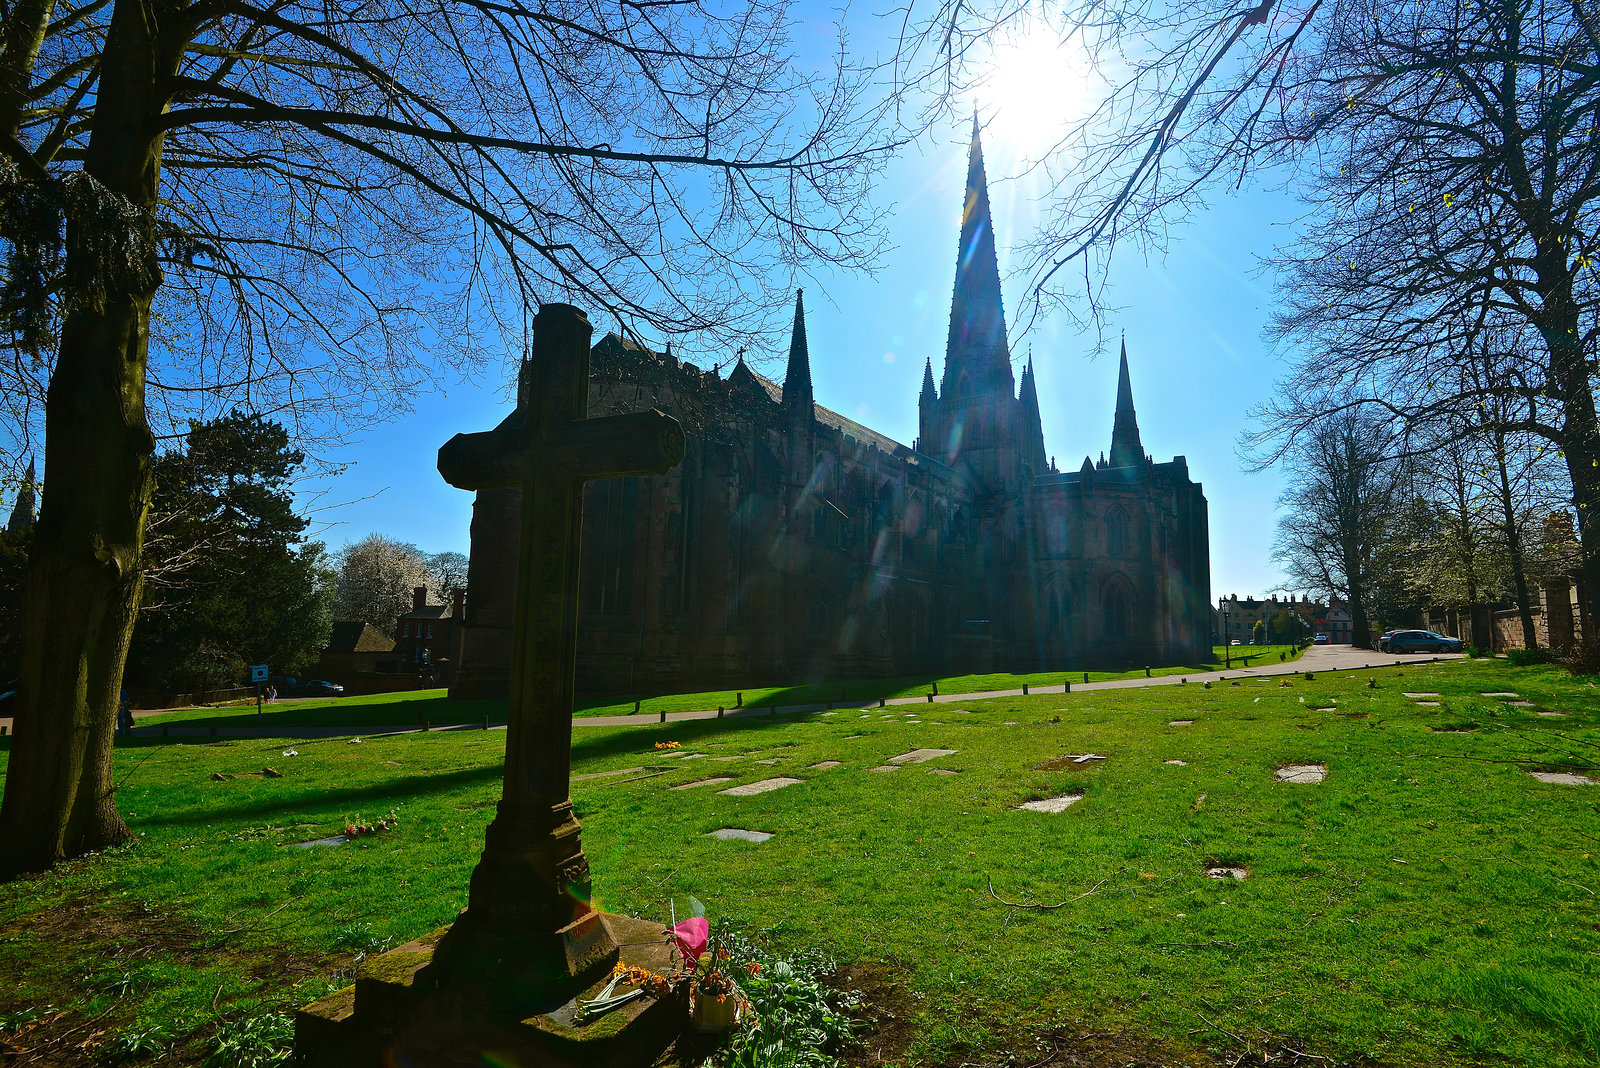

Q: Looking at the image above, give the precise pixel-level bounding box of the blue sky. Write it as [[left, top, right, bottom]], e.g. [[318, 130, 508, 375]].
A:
[[297, 10, 1309, 601]]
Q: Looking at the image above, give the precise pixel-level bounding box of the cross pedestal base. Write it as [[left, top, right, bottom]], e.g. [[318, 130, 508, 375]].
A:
[[294, 912, 684, 1068]]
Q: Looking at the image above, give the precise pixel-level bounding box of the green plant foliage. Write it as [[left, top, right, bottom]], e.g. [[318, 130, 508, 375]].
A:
[[129, 411, 334, 695], [204, 1012, 293, 1068], [97, 1022, 170, 1063], [714, 932, 861, 1068]]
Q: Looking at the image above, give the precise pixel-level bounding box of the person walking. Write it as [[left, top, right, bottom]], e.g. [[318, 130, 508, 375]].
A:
[[116, 689, 135, 736]]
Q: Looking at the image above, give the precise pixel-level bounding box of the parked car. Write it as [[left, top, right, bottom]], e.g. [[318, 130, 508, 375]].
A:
[[1229, 639, 1243, 646], [302, 679, 345, 697], [1312, 633, 1329, 644], [1386, 629, 1464, 654], [1376, 629, 1399, 652]]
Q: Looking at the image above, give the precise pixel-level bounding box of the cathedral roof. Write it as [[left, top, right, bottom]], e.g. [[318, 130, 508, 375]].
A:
[[746, 370, 958, 479]]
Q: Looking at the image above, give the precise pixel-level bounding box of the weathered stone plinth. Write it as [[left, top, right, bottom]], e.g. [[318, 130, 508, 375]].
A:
[[295, 912, 685, 1068]]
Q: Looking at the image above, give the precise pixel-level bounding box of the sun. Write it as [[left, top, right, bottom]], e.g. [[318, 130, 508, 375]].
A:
[[975, 25, 1103, 160]]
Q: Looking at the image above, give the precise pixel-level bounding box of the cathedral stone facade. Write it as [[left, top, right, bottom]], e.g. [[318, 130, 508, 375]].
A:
[[449, 123, 1212, 698]]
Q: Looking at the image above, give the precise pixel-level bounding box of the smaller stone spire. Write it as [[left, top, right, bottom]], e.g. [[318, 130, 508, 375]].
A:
[[6, 457, 36, 536], [919, 357, 937, 406], [782, 289, 812, 416], [1109, 336, 1145, 468], [1019, 355, 1046, 472]]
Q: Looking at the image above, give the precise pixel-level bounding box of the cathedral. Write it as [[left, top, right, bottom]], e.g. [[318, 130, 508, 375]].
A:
[[449, 122, 1212, 698]]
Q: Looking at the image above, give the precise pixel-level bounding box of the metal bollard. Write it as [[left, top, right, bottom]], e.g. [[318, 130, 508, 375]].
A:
[[659, 710, 666, 723], [422, 721, 430, 731], [932, 681, 938, 695], [483, 716, 490, 730], [927, 693, 934, 703], [1145, 666, 1151, 678], [1022, 683, 1029, 695], [634, 699, 641, 714], [1083, 672, 1089, 683], [736, 692, 743, 707], [879, 698, 885, 708], [717, 706, 724, 718]]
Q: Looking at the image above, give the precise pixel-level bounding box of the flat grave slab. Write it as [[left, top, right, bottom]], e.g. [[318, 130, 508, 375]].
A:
[[572, 766, 644, 781], [1537, 711, 1569, 717], [1164, 759, 1188, 766], [1168, 720, 1194, 727], [888, 748, 957, 765], [718, 777, 803, 797], [709, 828, 773, 842], [810, 761, 842, 770], [868, 765, 900, 773], [1205, 865, 1248, 881], [1016, 794, 1083, 813], [754, 758, 782, 765], [1403, 692, 1440, 698], [679, 753, 708, 760], [1275, 764, 1327, 784], [1481, 692, 1519, 698], [671, 777, 734, 790], [1416, 701, 1441, 706], [712, 756, 743, 762], [1528, 770, 1599, 786], [1509, 700, 1537, 707], [929, 769, 958, 776], [291, 835, 350, 848]]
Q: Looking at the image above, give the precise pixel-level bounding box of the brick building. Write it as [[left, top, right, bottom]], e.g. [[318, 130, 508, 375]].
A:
[[450, 121, 1213, 698], [395, 587, 465, 683]]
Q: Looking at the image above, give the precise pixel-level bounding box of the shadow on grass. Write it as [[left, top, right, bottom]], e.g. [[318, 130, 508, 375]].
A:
[[133, 763, 506, 828]]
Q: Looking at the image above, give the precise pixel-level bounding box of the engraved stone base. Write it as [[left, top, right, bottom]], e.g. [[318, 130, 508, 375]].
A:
[[294, 913, 685, 1068]]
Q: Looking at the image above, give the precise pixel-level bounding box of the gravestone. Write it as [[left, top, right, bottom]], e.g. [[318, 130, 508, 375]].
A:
[[295, 304, 686, 1067]]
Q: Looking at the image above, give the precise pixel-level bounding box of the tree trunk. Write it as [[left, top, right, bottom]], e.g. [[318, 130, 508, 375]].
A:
[[1492, 432, 1539, 649], [0, 0, 174, 879]]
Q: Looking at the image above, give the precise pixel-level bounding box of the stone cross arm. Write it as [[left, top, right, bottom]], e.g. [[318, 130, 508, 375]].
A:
[[437, 408, 685, 491]]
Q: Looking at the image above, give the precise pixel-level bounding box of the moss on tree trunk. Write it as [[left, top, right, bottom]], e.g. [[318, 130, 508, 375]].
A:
[[0, 0, 173, 879]]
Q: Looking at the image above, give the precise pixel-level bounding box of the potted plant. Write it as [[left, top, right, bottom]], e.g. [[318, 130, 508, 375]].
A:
[[690, 932, 743, 1034]]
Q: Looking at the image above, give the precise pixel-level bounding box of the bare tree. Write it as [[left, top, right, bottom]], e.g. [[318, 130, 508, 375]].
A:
[[0, 0, 895, 877], [1272, 411, 1409, 649], [426, 550, 470, 604]]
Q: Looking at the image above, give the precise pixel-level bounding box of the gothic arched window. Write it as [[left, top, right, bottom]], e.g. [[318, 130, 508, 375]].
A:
[[1103, 583, 1129, 637], [1105, 508, 1126, 557], [1047, 513, 1069, 555], [1046, 579, 1069, 637]]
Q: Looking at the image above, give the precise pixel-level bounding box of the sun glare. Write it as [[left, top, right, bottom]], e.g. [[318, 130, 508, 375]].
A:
[[976, 28, 1102, 160]]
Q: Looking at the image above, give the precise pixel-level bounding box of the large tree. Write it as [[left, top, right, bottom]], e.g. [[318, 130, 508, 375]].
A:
[[331, 533, 431, 632], [129, 411, 333, 695], [1272, 411, 1410, 648], [0, 0, 891, 877]]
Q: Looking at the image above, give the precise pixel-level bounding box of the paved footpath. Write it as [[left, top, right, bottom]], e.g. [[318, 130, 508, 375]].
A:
[[38, 645, 1464, 741]]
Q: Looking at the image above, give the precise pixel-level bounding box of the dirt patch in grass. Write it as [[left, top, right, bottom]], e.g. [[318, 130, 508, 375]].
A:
[[0, 894, 338, 1067]]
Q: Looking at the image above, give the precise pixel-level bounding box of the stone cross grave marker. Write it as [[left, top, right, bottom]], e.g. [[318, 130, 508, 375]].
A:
[[429, 302, 684, 999]]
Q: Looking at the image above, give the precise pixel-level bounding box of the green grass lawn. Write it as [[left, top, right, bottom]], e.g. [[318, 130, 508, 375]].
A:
[[133, 644, 1306, 730], [4, 655, 1595, 1066]]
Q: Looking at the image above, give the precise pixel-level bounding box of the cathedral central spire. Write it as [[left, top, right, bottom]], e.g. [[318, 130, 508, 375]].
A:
[[942, 115, 1011, 398], [1109, 337, 1145, 468]]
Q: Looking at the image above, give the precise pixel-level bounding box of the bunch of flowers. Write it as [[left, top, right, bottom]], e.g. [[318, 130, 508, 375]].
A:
[[344, 809, 399, 837], [654, 741, 682, 750], [694, 936, 743, 1004], [610, 961, 676, 998]]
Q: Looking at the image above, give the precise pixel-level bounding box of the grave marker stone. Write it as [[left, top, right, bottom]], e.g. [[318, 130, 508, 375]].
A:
[[296, 304, 686, 1066]]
